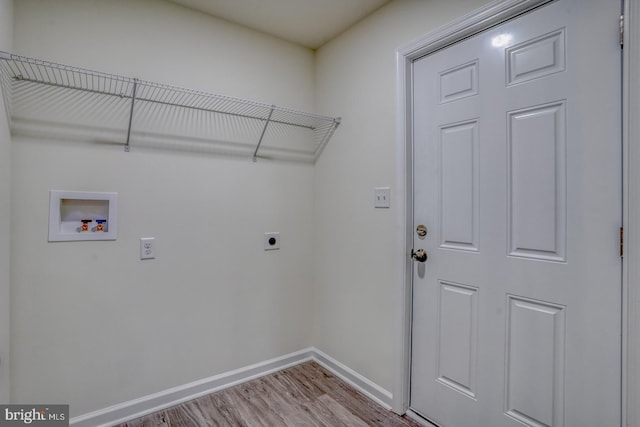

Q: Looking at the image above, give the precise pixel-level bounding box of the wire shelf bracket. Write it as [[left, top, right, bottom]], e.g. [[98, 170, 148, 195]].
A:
[[253, 105, 275, 162], [124, 78, 138, 152], [0, 51, 341, 162]]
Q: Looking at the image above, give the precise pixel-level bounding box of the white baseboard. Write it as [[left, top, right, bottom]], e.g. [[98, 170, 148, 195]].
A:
[[70, 347, 393, 427], [310, 347, 393, 410], [70, 349, 314, 427]]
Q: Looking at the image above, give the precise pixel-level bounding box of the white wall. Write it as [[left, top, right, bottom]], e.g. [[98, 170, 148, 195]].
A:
[[313, 0, 493, 394], [0, 0, 13, 405], [11, 0, 315, 416]]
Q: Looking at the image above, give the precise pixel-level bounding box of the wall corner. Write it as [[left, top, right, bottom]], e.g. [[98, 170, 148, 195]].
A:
[[0, 0, 13, 404]]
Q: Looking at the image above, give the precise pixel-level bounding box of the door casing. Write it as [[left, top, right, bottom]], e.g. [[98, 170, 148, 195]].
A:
[[393, 1, 636, 426]]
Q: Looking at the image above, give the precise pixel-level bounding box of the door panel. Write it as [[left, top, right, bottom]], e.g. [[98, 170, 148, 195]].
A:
[[410, 1, 621, 426], [505, 296, 566, 427], [440, 120, 479, 251], [436, 281, 479, 399], [507, 101, 566, 261]]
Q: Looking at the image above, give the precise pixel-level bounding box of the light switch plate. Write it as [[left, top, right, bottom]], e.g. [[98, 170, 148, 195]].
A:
[[374, 187, 391, 208]]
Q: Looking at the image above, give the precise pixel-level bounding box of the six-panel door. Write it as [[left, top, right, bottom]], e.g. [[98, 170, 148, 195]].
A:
[[410, 1, 622, 426]]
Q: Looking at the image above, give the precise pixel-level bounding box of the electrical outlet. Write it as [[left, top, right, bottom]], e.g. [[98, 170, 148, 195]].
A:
[[264, 232, 280, 250], [374, 187, 391, 208], [140, 237, 156, 260]]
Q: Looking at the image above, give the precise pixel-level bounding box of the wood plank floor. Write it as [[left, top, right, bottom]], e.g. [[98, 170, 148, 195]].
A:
[[116, 361, 422, 427]]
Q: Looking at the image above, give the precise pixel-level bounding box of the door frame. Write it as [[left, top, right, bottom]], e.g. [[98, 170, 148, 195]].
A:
[[393, 0, 635, 425], [623, 1, 640, 426]]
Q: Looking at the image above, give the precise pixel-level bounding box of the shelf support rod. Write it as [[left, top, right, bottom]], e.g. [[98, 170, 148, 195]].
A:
[[124, 78, 138, 152], [253, 105, 275, 162]]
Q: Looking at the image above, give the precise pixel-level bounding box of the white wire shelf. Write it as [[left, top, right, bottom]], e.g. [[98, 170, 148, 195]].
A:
[[0, 51, 341, 162]]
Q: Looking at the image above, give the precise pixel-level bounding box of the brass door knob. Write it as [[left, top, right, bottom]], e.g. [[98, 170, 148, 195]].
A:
[[411, 248, 427, 262]]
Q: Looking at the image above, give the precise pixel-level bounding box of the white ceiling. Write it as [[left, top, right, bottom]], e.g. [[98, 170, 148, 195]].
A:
[[168, 0, 392, 49]]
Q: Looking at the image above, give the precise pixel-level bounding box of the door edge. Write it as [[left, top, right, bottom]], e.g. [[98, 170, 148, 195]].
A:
[[623, 1, 640, 426]]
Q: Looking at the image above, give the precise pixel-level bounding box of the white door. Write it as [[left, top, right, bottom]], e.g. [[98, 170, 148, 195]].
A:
[[410, 1, 622, 426]]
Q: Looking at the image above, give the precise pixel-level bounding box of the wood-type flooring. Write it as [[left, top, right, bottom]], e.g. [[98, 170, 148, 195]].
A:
[[116, 361, 422, 427]]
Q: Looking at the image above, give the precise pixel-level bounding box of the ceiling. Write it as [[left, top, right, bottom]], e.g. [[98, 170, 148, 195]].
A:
[[167, 0, 392, 49]]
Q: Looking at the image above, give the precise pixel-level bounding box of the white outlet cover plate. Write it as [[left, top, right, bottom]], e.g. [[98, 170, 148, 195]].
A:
[[264, 232, 280, 250], [140, 237, 156, 259]]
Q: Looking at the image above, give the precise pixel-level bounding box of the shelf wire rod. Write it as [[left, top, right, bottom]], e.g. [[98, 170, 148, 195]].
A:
[[177, 88, 195, 104], [119, 80, 127, 97], [193, 93, 211, 108], [174, 90, 193, 107], [86, 72, 94, 91], [57, 67, 65, 86], [125, 78, 138, 152], [27, 61, 40, 83], [14, 61, 28, 81], [34, 63, 46, 83], [0, 64, 12, 125], [6, 59, 20, 77], [132, 95, 316, 130], [43, 64, 53, 85], [114, 76, 121, 95], [8, 75, 134, 101], [193, 93, 211, 110], [147, 84, 163, 102], [121, 79, 130, 97], [165, 88, 182, 105], [164, 88, 181, 106], [115, 76, 124, 95], [0, 61, 11, 79], [56, 67, 65, 86], [313, 118, 341, 156], [46, 65, 57, 86], [69, 68, 77, 88], [253, 105, 275, 162], [159, 86, 176, 104], [15, 61, 28, 81], [6, 73, 323, 131], [54, 67, 64, 87], [205, 97, 229, 113], [144, 83, 161, 102], [162, 88, 178, 105]]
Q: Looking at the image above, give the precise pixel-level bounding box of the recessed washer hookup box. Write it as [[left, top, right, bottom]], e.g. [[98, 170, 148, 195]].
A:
[[48, 190, 118, 242]]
